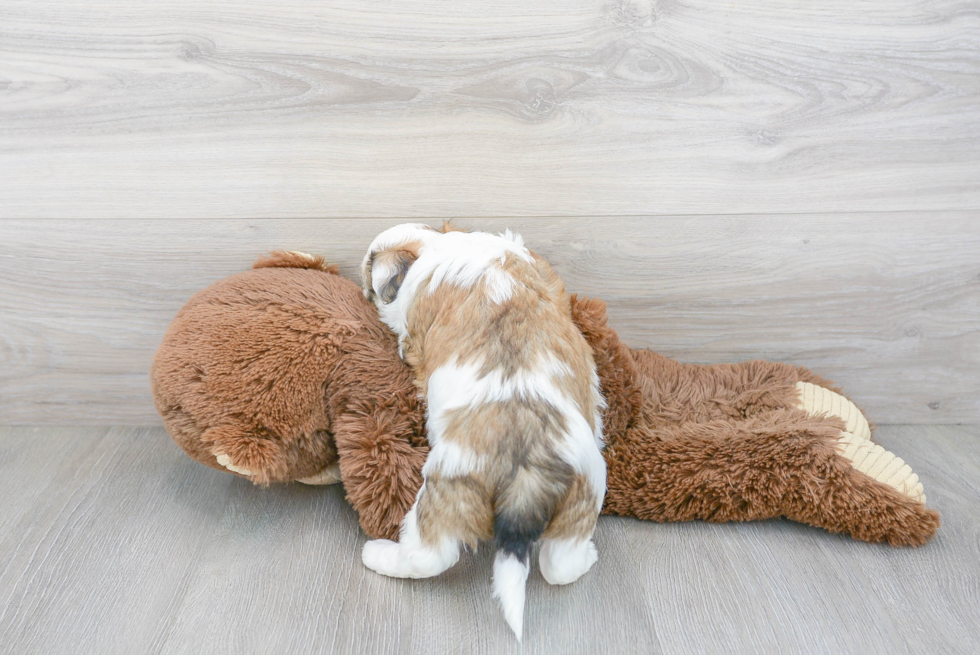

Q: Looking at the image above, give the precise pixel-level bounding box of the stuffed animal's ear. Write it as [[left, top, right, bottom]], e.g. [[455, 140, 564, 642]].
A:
[[439, 220, 468, 233], [368, 248, 418, 304]]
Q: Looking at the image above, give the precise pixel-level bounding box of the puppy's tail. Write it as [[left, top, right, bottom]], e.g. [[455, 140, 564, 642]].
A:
[[493, 482, 560, 641], [491, 509, 547, 642], [492, 464, 571, 640]]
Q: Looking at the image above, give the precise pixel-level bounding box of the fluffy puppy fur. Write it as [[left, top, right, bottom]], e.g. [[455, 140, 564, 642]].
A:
[[359, 223, 606, 640]]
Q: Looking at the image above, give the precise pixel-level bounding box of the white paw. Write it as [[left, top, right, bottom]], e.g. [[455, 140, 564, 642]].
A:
[[362, 539, 403, 577], [582, 540, 598, 572], [540, 539, 598, 586], [215, 453, 253, 477], [298, 464, 342, 485]]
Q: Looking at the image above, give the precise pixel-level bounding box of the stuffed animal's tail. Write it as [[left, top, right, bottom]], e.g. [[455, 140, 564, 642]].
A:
[[252, 250, 339, 274]]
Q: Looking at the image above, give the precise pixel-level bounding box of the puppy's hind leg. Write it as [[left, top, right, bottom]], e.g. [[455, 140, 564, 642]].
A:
[[539, 475, 601, 586], [362, 494, 460, 579], [362, 475, 491, 579]]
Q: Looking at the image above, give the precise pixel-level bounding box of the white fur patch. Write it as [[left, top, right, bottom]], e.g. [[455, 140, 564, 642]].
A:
[[551, 396, 607, 509], [483, 266, 515, 303], [424, 355, 573, 479], [422, 440, 486, 478], [427, 355, 572, 419], [424, 230, 531, 295], [399, 497, 422, 549]]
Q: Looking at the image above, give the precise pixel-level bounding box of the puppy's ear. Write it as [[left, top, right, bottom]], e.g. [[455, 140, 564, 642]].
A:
[[369, 248, 419, 304]]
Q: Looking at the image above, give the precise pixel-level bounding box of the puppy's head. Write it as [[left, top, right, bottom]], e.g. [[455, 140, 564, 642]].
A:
[[361, 223, 438, 305]]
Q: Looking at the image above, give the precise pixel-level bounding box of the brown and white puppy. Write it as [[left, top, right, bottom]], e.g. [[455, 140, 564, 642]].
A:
[[360, 223, 606, 640]]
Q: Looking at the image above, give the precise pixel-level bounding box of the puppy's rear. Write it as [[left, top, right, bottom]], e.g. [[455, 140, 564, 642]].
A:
[[360, 224, 606, 640]]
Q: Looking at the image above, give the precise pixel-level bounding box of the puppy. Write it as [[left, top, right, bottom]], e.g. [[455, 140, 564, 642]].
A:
[[360, 223, 606, 640]]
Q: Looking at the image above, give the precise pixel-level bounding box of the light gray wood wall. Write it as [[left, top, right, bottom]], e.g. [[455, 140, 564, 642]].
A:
[[1, 0, 978, 426], [1, 0, 978, 218], [1, 217, 978, 425]]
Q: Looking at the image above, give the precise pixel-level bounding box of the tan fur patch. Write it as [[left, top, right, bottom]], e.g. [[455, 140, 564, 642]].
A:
[[416, 473, 494, 549], [438, 399, 570, 458], [439, 220, 466, 234], [543, 474, 600, 540]]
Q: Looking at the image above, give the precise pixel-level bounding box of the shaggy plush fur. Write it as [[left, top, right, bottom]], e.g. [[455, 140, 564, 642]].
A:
[[151, 252, 428, 538], [573, 297, 941, 547], [152, 253, 940, 547]]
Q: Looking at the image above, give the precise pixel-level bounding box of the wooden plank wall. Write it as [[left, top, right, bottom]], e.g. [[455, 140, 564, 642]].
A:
[[2, 0, 978, 218], [1, 217, 978, 425], [1, 0, 978, 425]]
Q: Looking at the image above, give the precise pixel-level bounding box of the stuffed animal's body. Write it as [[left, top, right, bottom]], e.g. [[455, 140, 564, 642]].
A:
[[152, 252, 940, 547]]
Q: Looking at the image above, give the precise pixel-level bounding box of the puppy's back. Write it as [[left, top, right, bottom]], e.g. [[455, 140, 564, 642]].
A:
[[415, 251, 606, 636]]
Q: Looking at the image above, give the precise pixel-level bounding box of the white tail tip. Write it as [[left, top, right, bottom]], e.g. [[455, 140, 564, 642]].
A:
[[492, 551, 529, 641]]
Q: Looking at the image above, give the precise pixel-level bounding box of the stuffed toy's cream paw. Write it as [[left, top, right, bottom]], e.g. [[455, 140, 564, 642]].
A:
[[796, 381, 872, 440], [214, 453, 255, 478], [298, 464, 343, 486], [796, 382, 925, 503]]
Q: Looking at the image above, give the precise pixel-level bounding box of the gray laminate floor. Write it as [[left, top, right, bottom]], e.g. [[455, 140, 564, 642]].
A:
[[1, 425, 977, 654]]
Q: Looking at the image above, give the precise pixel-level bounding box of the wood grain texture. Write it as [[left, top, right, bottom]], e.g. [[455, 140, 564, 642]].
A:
[[0, 427, 232, 653], [1, 216, 978, 425], [0, 425, 976, 654], [1, 0, 978, 218]]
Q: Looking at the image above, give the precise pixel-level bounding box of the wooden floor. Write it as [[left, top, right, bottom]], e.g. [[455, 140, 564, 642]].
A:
[[1, 425, 977, 654]]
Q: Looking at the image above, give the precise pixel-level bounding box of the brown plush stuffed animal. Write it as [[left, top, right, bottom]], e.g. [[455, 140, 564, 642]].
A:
[[151, 252, 940, 547]]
